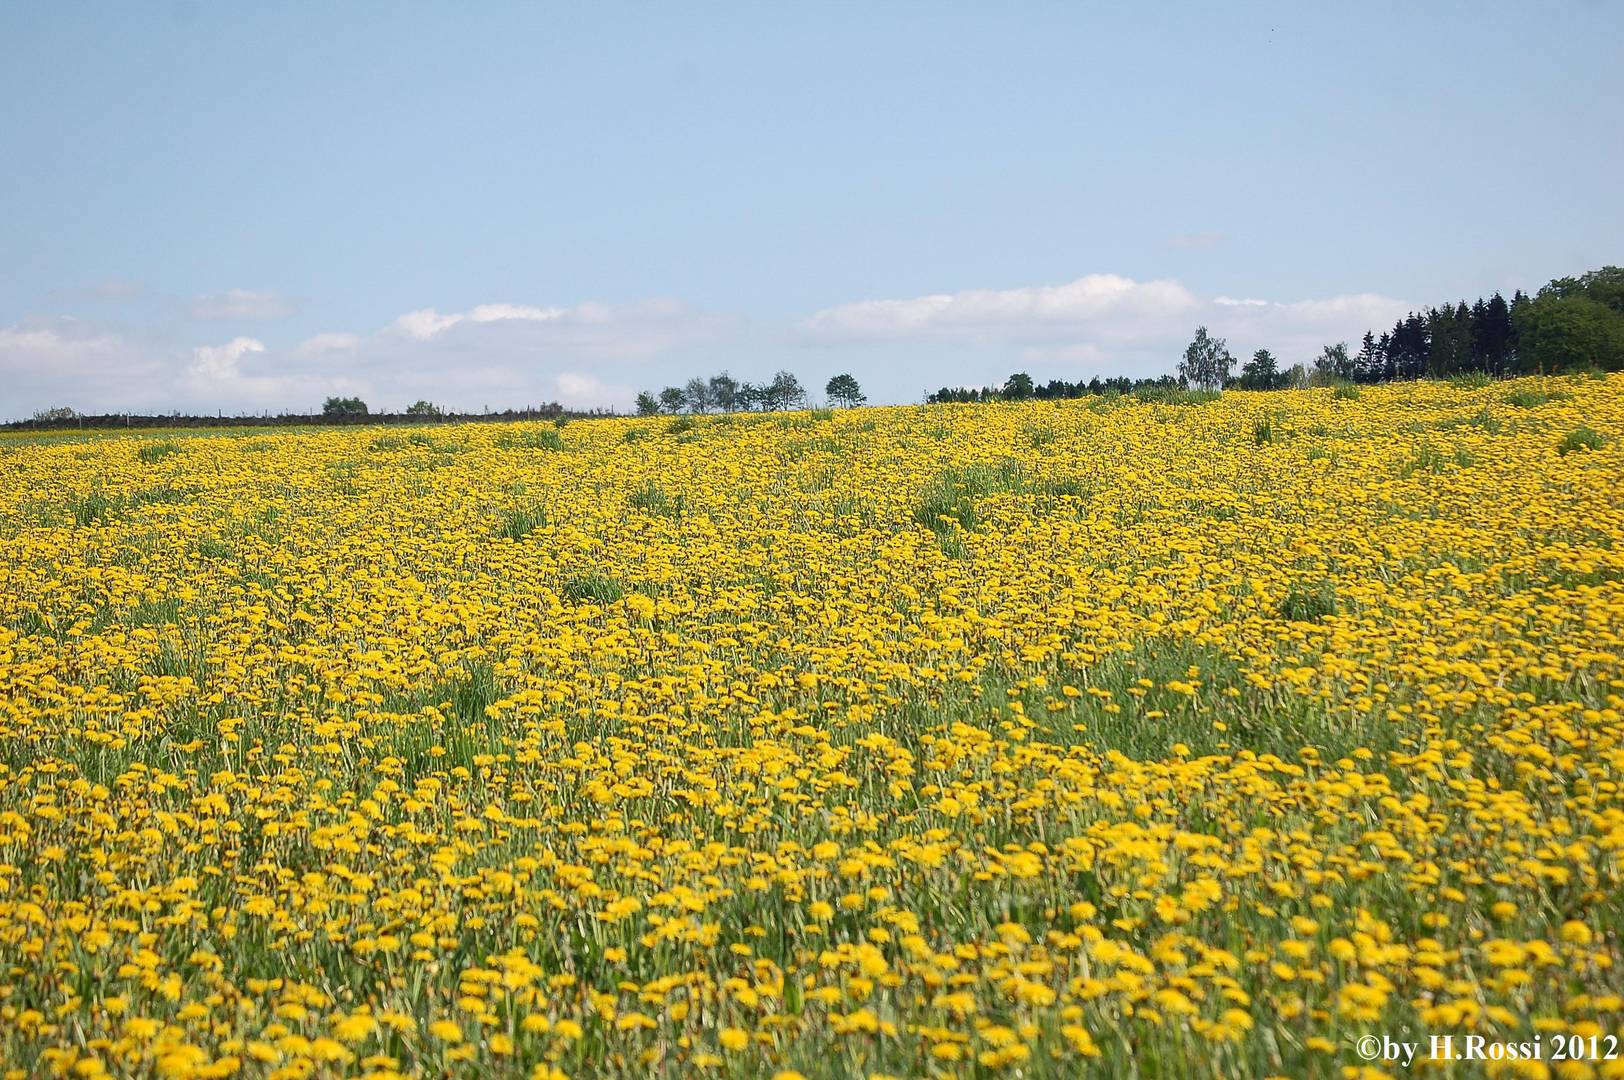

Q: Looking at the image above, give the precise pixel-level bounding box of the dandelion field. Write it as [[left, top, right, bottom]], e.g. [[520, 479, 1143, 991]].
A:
[[2, 376, 1623, 1079]]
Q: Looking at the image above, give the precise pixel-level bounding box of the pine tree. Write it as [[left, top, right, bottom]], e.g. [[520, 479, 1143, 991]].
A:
[[1355, 331, 1379, 383]]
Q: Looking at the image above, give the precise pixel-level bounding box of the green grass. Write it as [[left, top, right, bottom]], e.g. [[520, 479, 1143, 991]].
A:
[[1468, 406, 1503, 434], [1278, 581, 1339, 622], [137, 440, 183, 463], [1558, 426, 1607, 456], [1507, 387, 1570, 408], [1397, 443, 1471, 477], [628, 481, 684, 517], [562, 573, 626, 605], [1133, 387, 1222, 406], [497, 505, 549, 540], [496, 428, 565, 451]]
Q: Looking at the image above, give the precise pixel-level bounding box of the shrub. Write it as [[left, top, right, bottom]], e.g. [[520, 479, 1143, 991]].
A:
[[322, 396, 369, 417], [1332, 382, 1361, 401]]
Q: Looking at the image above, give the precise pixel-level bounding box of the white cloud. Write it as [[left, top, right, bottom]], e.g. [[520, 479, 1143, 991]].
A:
[[386, 298, 710, 357], [802, 274, 1412, 375], [0, 319, 123, 370], [1, 318, 176, 416], [2, 295, 734, 419], [554, 371, 630, 410], [294, 332, 361, 355], [191, 289, 295, 319], [1, 278, 1417, 418], [390, 303, 572, 339], [391, 308, 467, 340], [802, 274, 1200, 344], [190, 337, 265, 379]]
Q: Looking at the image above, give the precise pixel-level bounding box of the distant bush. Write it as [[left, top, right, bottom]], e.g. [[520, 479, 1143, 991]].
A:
[[322, 396, 369, 417]]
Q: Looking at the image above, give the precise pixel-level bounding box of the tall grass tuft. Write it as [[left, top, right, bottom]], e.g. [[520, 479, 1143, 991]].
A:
[[1279, 582, 1339, 622], [563, 574, 626, 604], [497, 505, 548, 540], [1558, 426, 1607, 456]]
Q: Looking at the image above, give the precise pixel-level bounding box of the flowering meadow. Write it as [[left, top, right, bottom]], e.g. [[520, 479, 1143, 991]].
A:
[[1, 375, 1622, 1079]]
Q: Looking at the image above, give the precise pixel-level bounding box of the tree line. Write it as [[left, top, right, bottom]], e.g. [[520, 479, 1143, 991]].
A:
[[929, 265, 1624, 403], [634, 371, 867, 415]]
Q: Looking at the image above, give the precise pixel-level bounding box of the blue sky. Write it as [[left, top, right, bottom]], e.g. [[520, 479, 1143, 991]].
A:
[[2, 1, 1619, 418]]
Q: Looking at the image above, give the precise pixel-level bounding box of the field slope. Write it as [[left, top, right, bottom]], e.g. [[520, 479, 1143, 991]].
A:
[[2, 376, 1622, 1078]]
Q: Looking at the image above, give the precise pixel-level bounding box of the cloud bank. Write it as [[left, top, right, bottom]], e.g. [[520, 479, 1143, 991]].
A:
[[801, 275, 1410, 377], [2, 298, 727, 418], [2, 276, 1412, 418]]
